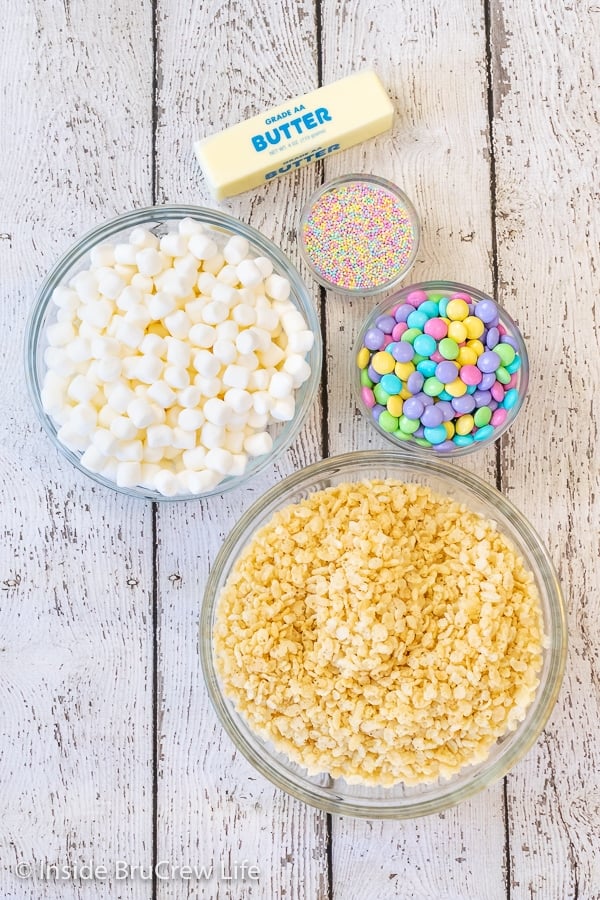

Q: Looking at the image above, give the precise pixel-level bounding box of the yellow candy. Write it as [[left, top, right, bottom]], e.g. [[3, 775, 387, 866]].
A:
[[357, 347, 370, 369], [467, 339, 485, 357], [372, 351, 395, 375], [457, 346, 478, 366], [446, 298, 469, 321], [445, 378, 468, 398], [456, 414, 475, 435], [443, 421, 455, 439], [399, 387, 412, 400], [464, 315, 485, 339], [387, 395, 403, 417], [394, 361, 416, 381], [448, 321, 467, 343]]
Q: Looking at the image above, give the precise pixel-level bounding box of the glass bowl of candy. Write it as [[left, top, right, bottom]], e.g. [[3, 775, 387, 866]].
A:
[[298, 174, 420, 295], [355, 281, 528, 455], [200, 450, 566, 818], [25, 205, 322, 499]]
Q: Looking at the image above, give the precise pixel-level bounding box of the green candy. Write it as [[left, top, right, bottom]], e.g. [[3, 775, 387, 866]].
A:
[[423, 376, 444, 397], [414, 438, 433, 448], [496, 366, 511, 384], [399, 415, 420, 434], [412, 353, 425, 365], [393, 429, 412, 441], [360, 369, 374, 388], [400, 328, 422, 344], [495, 343, 516, 366], [378, 411, 399, 432], [373, 384, 391, 404], [438, 337, 459, 360], [474, 406, 492, 427]]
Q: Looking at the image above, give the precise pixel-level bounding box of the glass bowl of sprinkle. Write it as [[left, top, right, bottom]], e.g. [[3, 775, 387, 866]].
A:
[[355, 281, 528, 455], [298, 174, 420, 295]]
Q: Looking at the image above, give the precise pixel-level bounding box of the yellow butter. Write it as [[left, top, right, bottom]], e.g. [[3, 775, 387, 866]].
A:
[[194, 71, 394, 200]]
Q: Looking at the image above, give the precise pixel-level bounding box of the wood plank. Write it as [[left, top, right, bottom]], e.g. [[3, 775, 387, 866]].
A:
[[0, 1, 154, 899], [321, 1, 508, 896], [490, 0, 600, 897], [153, 0, 329, 897]]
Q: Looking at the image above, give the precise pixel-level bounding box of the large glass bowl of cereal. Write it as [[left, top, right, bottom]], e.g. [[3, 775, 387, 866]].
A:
[[200, 451, 566, 818], [25, 205, 321, 499]]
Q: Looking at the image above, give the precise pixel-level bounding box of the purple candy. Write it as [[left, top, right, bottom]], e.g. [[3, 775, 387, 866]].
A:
[[433, 440, 456, 452], [376, 315, 396, 334], [474, 389, 492, 407], [435, 400, 455, 421], [367, 364, 381, 383], [415, 391, 434, 407], [479, 371, 496, 390], [475, 299, 497, 323], [421, 405, 444, 428], [489, 399, 499, 411], [392, 341, 415, 362], [372, 404, 385, 419], [364, 328, 385, 351], [395, 304, 414, 323], [452, 394, 476, 414], [500, 335, 519, 349], [486, 326, 500, 349], [407, 371, 424, 393], [477, 350, 501, 373], [435, 360, 459, 384], [414, 426, 425, 438], [403, 397, 425, 419]]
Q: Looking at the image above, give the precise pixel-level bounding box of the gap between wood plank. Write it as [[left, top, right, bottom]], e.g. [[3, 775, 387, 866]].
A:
[[151, 3, 159, 899], [483, 1, 510, 898]]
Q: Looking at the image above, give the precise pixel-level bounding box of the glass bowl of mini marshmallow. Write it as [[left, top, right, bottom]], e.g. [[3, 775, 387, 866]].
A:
[[26, 205, 321, 499]]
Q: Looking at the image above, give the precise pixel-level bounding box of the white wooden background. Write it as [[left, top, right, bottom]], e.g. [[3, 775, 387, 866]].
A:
[[0, 0, 598, 897]]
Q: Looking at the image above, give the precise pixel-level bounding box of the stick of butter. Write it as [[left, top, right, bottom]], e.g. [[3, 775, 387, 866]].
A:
[[194, 71, 394, 200]]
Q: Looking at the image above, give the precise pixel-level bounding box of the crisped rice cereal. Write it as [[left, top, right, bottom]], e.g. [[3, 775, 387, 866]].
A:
[[214, 479, 546, 786]]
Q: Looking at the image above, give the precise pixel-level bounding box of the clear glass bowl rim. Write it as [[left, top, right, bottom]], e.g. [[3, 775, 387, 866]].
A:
[[298, 173, 421, 296], [200, 450, 567, 819], [24, 204, 322, 501], [354, 280, 530, 458]]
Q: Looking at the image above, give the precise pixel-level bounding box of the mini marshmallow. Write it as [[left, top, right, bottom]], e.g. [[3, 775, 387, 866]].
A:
[[79, 299, 114, 330], [107, 383, 136, 414], [52, 285, 79, 309], [246, 409, 269, 429], [255, 307, 280, 331], [281, 308, 307, 335], [211, 283, 237, 306], [202, 300, 228, 325], [97, 406, 119, 428], [130, 228, 159, 250], [185, 299, 208, 324], [142, 445, 164, 463], [204, 398, 230, 426], [69, 403, 97, 436], [216, 264, 239, 286], [114, 242, 138, 266], [236, 259, 263, 288], [44, 347, 77, 377], [215, 320, 239, 342], [146, 424, 173, 448], [283, 354, 312, 386], [180, 469, 222, 492], [223, 429, 246, 453], [47, 321, 76, 347], [57, 423, 86, 451], [232, 304, 256, 327], [189, 323, 216, 348], [200, 422, 225, 451], [248, 369, 270, 391], [223, 364, 250, 390], [204, 447, 234, 475], [138, 247, 169, 276], [248, 326, 272, 352], [109, 415, 138, 441], [252, 391, 272, 416], [171, 427, 196, 450], [166, 338, 192, 368], [174, 254, 200, 281], [202, 252, 226, 275], [177, 385, 201, 408], [188, 233, 218, 261], [115, 320, 145, 350], [90, 244, 116, 268], [178, 408, 205, 431], [98, 271, 125, 300], [178, 217, 205, 236], [129, 355, 164, 384], [287, 330, 315, 354], [164, 310, 192, 340], [140, 333, 167, 356], [147, 380, 177, 408], [90, 336, 121, 359], [127, 398, 157, 429], [258, 344, 285, 368], [160, 232, 188, 257], [140, 463, 162, 486], [264, 273, 291, 301], [72, 271, 100, 303], [223, 235, 250, 265], [236, 351, 259, 371], [93, 428, 119, 456], [269, 372, 294, 399], [158, 269, 195, 298], [244, 431, 273, 457], [197, 272, 217, 294], [152, 470, 180, 496], [224, 388, 253, 415], [80, 445, 106, 473], [228, 453, 248, 477], [115, 440, 144, 462], [164, 366, 190, 390], [271, 397, 295, 421], [254, 256, 274, 278], [182, 446, 208, 470], [67, 375, 98, 404], [96, 357, 122, 383], [124, 303, 153, 329], [148, 291, 176, 320], [131, 273, 155, 292], [193, 375, 221, 398], [192, 349, 221, 378], [235, 330, 259, 354], [212, 339, 237, 365]]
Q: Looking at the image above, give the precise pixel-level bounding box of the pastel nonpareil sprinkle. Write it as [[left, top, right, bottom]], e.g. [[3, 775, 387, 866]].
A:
[[301, 180, 417, 291]]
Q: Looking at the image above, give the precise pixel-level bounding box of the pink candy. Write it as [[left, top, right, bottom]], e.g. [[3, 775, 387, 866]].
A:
[[406, 290, 428, 307], [491, 408, 507, 427], [491, 381, 505, 402], [361, 387, 375, 408], [424, 317, 448, 340], [460, 364, 483, 386], [392, 322, 408, 340]]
